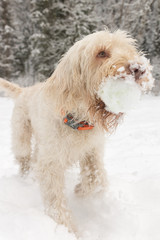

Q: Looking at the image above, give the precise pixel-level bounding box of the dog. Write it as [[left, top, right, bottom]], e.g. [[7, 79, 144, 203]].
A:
[[0, 30, 154, 234]]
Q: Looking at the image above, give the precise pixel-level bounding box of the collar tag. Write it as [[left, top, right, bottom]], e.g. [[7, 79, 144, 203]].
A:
[[63, 114, 94, 130]]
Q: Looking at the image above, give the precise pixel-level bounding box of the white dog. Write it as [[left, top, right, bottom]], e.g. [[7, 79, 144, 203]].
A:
[[0, 30, 154, 234]]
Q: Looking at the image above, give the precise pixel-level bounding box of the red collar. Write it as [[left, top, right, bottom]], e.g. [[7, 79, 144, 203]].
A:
[[63, 114, 94, 130]]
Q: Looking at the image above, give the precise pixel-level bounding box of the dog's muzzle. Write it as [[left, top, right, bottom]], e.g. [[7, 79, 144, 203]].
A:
[[127, 63, 146, 81]]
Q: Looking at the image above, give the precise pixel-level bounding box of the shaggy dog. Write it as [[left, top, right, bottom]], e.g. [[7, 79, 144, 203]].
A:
[[0, 30, 154, 234]]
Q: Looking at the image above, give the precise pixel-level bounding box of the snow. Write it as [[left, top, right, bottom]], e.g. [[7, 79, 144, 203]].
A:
[[117, 66, 125, 72], [97, 56, 154, 114], [0, 96, 160, 240], [97, 76, 141, 114]]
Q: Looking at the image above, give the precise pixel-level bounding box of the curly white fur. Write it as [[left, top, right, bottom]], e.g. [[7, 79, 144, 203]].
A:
[[0, 30, 154, 236]]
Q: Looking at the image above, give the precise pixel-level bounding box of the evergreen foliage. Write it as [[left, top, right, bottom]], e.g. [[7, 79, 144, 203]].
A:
[[0, 0, 159, 93], [0, 0, 18, 79]]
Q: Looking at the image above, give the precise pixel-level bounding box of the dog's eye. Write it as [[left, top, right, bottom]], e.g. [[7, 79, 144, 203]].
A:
[[97, 51, 109, 58]]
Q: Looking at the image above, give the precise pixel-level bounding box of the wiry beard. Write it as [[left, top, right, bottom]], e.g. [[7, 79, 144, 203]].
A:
[[88, 98, 123, 133]]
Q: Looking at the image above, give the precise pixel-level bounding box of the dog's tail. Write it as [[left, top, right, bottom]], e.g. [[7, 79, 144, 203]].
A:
[[0, 78, 23, 99]]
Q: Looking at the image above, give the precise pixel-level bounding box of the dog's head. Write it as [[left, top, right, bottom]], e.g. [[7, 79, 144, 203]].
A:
[[47, 30, 154, 132]]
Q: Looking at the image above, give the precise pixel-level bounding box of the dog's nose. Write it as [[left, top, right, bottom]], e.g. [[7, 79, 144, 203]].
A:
[[128, 64, 146, 81]]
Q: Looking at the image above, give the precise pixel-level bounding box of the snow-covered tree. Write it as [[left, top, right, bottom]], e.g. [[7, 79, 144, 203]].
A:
[[28, 0, 99, 82], [12, 0, 33, 81], [0, 0, 159, 93], [0, 0, 17, 79]]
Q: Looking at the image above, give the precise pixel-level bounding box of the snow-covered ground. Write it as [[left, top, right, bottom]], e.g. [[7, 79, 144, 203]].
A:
[[0, 96, 160, 240]]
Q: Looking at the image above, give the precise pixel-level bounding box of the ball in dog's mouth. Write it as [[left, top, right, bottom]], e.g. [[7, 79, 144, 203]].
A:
[[97, 57, 154, 114], [97, 75, 141, 114]]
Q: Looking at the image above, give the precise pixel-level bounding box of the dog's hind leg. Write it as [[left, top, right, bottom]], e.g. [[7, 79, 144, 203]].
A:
[[11, 104, 32, 175], [75, 149, 107, 197]]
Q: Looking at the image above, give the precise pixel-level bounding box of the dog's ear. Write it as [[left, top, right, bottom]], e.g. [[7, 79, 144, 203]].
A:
[[45, 47, 84, 114], [55, 48, 83, 90]]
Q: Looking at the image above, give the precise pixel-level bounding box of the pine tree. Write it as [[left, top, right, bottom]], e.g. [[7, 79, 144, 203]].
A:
[[12, 0, 33, 82], [28, 0, 99, 82], [0, 0, 159, 93], [0, 0, 17, 79]]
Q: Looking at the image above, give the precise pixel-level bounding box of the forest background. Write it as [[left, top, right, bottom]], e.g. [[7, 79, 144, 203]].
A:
[[0, 0, 159, 94]]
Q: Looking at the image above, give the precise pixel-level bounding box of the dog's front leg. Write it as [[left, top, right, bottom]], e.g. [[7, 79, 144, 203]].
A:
[[75, 149, 107, 197], [36, 159, 77, 233]]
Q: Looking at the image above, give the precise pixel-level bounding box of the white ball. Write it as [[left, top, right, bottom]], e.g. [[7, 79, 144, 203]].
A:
[[97, 76, 141, 114]]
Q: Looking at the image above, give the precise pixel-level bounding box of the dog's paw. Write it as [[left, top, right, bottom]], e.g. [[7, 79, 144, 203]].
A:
[[74, 183, 86, 197], [68, 222, 79, 238], [75, 182, 107, 198], [19, 159, 30, 177], [74, 183, 95, 197], [47, 205, 79, 236]]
